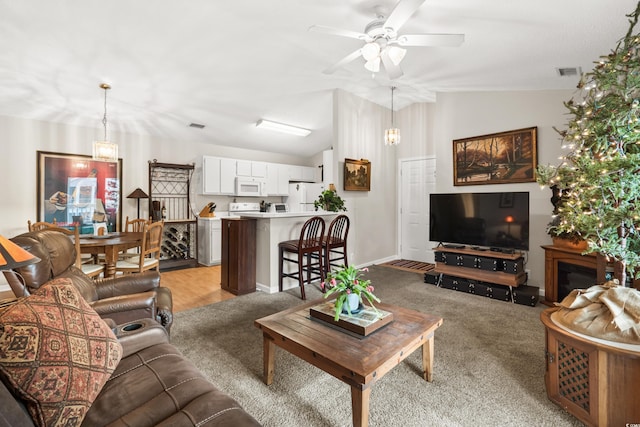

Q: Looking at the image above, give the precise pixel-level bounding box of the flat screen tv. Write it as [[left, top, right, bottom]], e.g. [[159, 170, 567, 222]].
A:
[[429, 191, 530, 251]]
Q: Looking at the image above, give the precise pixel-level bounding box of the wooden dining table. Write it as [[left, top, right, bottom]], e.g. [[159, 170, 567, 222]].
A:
[[77, 232, 143, 278]]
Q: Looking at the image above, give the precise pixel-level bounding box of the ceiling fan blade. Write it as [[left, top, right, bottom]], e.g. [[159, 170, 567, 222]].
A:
[[384, 0, 426, 31], [396, 33, 465, 47], [381, 50, 404, 80], [323, 49, 363, 74], [308, 25, 369, 41]]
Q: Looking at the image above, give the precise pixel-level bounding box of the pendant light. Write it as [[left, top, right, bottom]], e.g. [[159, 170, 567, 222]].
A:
[[93, 83, 118, 162], [384, 86, 400, 146]]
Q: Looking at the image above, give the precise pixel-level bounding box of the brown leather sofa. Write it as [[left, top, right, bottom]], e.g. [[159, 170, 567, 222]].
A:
[[4, 229, 173, 333], [0, 316, 261, 426], [0, 229, 261, 426]]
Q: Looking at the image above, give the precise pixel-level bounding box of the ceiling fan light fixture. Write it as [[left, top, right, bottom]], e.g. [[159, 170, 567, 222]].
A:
[[364, 57, 381, 73], [387, 46, 407, 66], [361, 42, 380, 61], [256, 119, 311, 137]]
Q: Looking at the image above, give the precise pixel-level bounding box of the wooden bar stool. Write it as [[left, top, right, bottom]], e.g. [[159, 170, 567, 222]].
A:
[[323, 214, 350, 274], [278, 216, 325, 299]]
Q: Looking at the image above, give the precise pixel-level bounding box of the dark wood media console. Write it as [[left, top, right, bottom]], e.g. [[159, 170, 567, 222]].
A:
[[431, 246, 535, 305]]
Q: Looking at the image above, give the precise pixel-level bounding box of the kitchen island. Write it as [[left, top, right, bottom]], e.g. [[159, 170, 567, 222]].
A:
[[237, 211, 338, 294]]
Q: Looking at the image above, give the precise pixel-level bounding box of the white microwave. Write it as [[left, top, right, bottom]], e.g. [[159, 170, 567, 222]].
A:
[[235, 177, 266, 197]]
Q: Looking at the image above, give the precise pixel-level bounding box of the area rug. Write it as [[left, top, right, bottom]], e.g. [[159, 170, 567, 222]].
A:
[[171, 265, 581, 427], [379, 259, 435, 274]]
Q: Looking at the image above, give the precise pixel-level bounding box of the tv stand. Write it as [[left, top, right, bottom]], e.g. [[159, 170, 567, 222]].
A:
[[431, 246, 531, 304], [443, 244, 466, 249]]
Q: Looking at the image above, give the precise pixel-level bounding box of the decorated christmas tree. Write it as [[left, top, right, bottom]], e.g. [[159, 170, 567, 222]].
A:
[[537, 2, 640, 285]]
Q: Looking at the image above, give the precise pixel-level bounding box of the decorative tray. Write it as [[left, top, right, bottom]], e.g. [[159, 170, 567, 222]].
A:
[[309, 301, 394, 336]]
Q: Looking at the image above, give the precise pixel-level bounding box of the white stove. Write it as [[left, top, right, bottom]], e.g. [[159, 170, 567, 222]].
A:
[[229, 202, 261, 213]]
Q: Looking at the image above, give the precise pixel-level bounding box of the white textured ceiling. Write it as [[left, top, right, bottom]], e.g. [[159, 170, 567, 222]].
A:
[[0, 0, 637, 157]]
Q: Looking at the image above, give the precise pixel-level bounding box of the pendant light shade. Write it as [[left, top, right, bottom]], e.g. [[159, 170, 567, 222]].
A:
[[93, 83, 118, 162], [384, 86, 400, 146]]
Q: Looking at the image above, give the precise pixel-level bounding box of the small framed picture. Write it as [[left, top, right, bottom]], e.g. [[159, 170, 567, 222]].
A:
[[344, 158, 371, 191], [500, 192, 514, 208]]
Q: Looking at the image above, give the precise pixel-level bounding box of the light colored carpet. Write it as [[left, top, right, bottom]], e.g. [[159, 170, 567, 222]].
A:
[[171, 265, 582, 427]]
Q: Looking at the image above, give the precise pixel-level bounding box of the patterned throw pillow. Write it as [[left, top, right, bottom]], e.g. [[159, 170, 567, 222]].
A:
[[0, 278, 122, 427]]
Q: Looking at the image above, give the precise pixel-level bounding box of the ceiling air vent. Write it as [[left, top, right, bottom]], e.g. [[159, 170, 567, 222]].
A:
[[189, 123, 205, 129], [556, 67, 581, 77]]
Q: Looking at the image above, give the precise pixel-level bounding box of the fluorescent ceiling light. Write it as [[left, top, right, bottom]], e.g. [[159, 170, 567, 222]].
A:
[[256, 119, 311, 137]]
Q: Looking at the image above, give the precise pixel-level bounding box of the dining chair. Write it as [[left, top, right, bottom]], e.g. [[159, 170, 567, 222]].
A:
[[115, 221, 163, 274], [27, 220, 57, 231], [124, 216, 148, 232], [323, 214, 350, 274], [118, 216, 149, 260], [278, 216, 325, 300]]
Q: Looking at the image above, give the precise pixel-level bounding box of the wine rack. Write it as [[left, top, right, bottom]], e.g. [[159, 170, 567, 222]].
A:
[[149, 160, 198, 271]]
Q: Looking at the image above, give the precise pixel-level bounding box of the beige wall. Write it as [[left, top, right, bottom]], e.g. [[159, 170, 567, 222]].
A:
[[1, 88, 572, 292], [0, 115, 311, 239], [430, 90, 573, 290]]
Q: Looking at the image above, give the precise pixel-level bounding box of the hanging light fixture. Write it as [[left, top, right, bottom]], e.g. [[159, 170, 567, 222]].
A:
[[384, 86, 400, 146], [93, 83, 118, 162]]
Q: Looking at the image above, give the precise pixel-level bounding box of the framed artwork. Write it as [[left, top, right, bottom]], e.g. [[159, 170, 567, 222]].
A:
[[500, 192, 514, 208], [37, 151, 122, 233], [453, 127, 537, 186], [344, 158, 371, 191]]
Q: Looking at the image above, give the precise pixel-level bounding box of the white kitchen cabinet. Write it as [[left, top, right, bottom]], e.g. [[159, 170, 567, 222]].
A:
[[302, 166, 317, 182], [202, 156, 235, 195], [237, 160, 267, 178], [277, 164, 290, 194], [251, 161, 267, 178], [202, 156, 221, 194], [236, 160, 252, 177], [322, 149, 334, 187], [289, 165, 317, 182], [266, 163, 291, 196], [197, 217, 222, 266], [220, 158, 236, 194]]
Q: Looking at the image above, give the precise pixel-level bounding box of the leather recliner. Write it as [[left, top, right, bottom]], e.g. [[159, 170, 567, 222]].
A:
[[5, 229, 173, 333]]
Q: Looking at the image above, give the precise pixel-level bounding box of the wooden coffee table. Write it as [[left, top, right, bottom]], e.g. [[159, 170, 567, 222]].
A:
[[254, 300, 443, 427]]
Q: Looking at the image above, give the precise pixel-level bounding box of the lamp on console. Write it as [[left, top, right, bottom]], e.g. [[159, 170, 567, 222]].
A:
[[0, 235, 41, 297], [127, 188, 149, 219], [505, 215, 515, 236]]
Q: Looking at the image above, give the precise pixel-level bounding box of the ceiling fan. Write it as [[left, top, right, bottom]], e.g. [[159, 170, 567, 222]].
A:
[[309, 0, 464, 80]]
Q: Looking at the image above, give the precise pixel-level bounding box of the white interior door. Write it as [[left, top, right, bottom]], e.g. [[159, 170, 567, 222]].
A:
[[400, 158, 436, 262]]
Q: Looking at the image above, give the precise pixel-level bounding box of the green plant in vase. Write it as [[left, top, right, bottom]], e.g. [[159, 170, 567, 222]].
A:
[[313, 185, 347, 212], [320, 265, 380, 321]]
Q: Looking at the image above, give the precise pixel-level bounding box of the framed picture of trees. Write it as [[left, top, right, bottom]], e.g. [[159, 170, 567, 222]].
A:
[[344, 158, 371, 191], [453, 127, 538, 186]]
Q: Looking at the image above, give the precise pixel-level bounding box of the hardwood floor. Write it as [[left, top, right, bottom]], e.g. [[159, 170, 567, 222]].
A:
[[0, 265, 236, 312], [160, 265, 236, 312]]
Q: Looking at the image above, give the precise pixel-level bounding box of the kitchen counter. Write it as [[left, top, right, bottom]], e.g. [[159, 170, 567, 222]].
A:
[[239, 211, 340, 294], [237, 211, 336, 219]]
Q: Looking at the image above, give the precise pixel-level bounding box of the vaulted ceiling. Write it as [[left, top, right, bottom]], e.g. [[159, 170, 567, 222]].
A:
[[0, 0, 637, 156]]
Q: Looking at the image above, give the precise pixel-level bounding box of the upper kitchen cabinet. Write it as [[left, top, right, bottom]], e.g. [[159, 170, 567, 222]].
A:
[[236, 160, 267, 178], [266, 163, 290, 196], [202, 155, 317, 196], [202, 156, 221, 194], [202, 156, 235, 195], [289, 165, 317, 183]]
